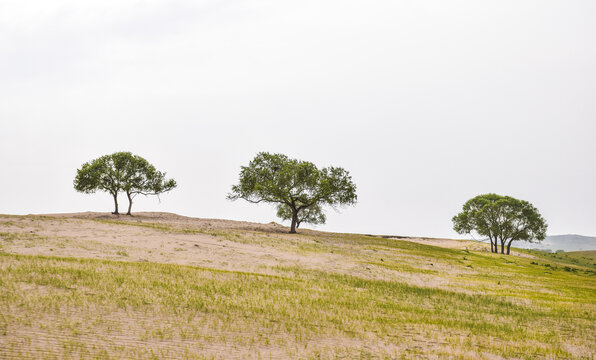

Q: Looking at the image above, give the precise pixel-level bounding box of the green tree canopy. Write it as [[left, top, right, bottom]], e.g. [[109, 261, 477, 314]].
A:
[[276, 203, 326, 229], [74, 152, 177, 215], [228, 152, 357, 233], [452, 193, 547, 254]]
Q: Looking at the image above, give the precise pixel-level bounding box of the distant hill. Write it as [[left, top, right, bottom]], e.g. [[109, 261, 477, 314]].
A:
[[514, 234, 596, 252]]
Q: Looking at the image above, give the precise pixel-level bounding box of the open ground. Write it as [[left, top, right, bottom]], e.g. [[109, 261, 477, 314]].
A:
[[1, 213, 594, 359]]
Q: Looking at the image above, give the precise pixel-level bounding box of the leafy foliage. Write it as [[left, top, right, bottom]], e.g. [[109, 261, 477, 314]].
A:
[[74, 152, 176, 215], [228, 152, 356, 233], [276, 203, 326, 228], [452, 193, 547, 254], [119, 154, 177, 215]]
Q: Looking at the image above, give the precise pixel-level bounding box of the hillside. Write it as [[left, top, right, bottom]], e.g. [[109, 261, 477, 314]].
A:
[[1, 212, 595, 359], [513, 234, 596, 252]]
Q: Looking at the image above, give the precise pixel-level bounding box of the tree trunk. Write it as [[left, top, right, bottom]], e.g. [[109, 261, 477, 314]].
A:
[[489, 238, 494, 253], [501, 241, 505, 254], [112, 193, 119, 215], [126, 192, 133, 215], [506, 240, 513, 255], [290, 209, 298, 233]]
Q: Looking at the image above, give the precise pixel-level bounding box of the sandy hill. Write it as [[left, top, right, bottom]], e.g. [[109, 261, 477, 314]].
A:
[[0, 212, 594, 359], [1, 211, 493, 277]]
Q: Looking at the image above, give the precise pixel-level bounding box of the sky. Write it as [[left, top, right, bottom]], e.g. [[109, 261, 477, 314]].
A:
[[1, 0, 595, 238]]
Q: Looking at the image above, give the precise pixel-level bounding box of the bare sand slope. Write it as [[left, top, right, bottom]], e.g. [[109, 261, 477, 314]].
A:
[[52, 211, 294, 233], [0, 212, 332, 274], [0, 212, 532, 288]]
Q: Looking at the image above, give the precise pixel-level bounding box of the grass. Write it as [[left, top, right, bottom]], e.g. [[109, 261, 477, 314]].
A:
[[1, 251, 594, 359], [95, 219, 221, 237], [0, 230, 129, 254], [524, 249, 596, 270], [0, 214, 595, 359]]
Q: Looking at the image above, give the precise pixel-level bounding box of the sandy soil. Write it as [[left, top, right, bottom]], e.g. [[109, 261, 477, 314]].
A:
[[391, 236, 490, 250], [52, 211, 301, 233], [388, 236, 532, 257], [0, 212, 330, 274], [0, 212, 530, 279]]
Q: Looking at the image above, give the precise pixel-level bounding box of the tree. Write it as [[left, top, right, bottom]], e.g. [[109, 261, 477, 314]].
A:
[[73, 153, 126, 214], [120, 154, 177, 215], [276, 203, 326, 229], [452, 194, 547, 255], [227, 152, 357, 233], [74, 152, 177, 215]]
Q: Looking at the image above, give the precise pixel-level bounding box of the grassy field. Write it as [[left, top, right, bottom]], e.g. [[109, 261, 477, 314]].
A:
[[528, 250, 596, 270], [0, 214, 595, 359]]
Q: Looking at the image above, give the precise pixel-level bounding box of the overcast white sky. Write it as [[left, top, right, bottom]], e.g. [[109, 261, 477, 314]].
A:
[[1, 0, 594, 238]]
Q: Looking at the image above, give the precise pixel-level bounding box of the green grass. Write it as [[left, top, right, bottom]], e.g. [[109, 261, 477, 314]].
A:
[[1, 215, 595, 358], [1, 251, 594, 359], [525, 249, 596, 270]]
